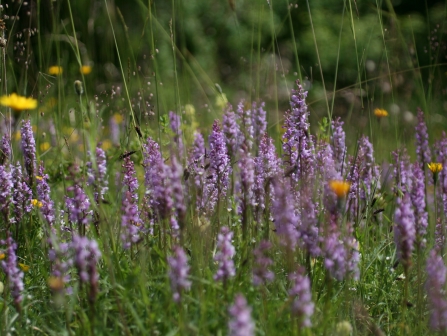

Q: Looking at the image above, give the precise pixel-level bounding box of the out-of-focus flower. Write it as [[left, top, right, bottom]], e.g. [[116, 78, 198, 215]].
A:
[[415, 109, 431, 165], [394, 193, 415, 271], [411, 163, 428, 247], [48, 66, 63, 75], [168, 246, 191, 303], [329, 180, 351, 198], [40, 142, 50, 151], [331, 117, 346, 174], [0, 164, 12, 214], [101, 140, 112, 151], [252, 240, 274, 286], [0, 93, 37, 111], [36, 164, 56, 230], [228, 294, 255, 336], [31, 199, 43, 208], [113, 113, 124, 124], [1, 237, 24, 311], [1, 134, 11, 164], [374, 108, 388, 118], [72, 235, 101, 303], [47, 276, 64, 291], [11, 163, 33, 224], [21, 119, 37, 180], [80, 65, 92, 75], [18, 263, 30, 272], [335, 321, 353, 336], [214, 226, 236, 282], [426, 249, 447, 332], [288, 267, 314, 328]]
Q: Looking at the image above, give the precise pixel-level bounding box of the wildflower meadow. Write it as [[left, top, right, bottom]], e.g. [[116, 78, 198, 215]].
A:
[[0, 0, 447, 335]]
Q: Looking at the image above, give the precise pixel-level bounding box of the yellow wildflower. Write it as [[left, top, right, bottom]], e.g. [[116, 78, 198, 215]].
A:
[[80, 65, 92, 75], [40, 142, 50, 151], [112, 113, 124, 124], [31, 199, 43, 208], [329, 180, 351, 198], [428, 162, 443, 174], [374, 108, 388, 118], [13, 131, 21, 141], [0, 253, 5, 260], [48, 66, 63, 75], [101, 139, 112, 151], [48, 276, 64, 291], [19, 263, 30, 272], [0, 93, 38, 111]]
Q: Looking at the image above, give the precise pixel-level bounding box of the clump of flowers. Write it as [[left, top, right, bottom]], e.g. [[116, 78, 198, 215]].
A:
[[252, 240, 274, 286], [426, 249, 447, 332], [11, 162, 32, 225], [214, 226, 236, 282], [0, 164, 12, 217], [36, 164, 56, 233], [394, 193, 415, 272], [415, 108, 431, 165], [21, 119, 37, 180], [1, 237, 24, 312], [72, 235, 102, 303], [167, 246, 191, 303], [228, 294, 255, 336], [203, 121, 231, 215], [288, 267, 314, 328]]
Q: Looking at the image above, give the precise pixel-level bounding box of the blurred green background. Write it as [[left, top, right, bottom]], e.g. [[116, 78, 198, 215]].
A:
[[6, 0, 447, 156]]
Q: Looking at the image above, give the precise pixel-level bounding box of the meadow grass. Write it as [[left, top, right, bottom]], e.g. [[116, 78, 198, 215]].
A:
[[0, 1, 446, 335]]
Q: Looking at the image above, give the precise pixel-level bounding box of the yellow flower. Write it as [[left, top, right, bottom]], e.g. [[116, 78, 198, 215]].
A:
[[13, 131, 21, 141], [31, 199, 43, 208], [374, 108, 388, 118], [428, 163, 443, 173], [19, 263, 30, 272], [48, 66, 63, 75], [0, 93, 38, 111], [35, 175, 43, 181], [112, 113, 124, 124], [0, 253, 5, 260], [80, 65, 92, 75], [329, 180, 351, 198], [48, 276, 64, 291], [40, 142, 50, 151], [101, 139, 112, 151]]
